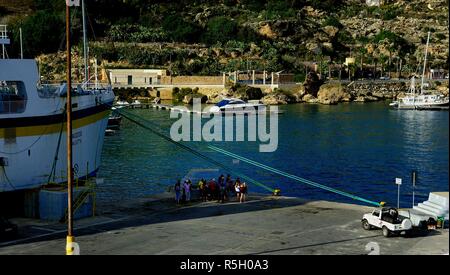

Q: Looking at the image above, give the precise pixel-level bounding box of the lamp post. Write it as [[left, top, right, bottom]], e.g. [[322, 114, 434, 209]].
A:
[[412, 171, 417, 208]]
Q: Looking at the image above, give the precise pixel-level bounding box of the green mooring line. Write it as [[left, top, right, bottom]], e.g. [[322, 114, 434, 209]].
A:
[[208, 146, 381, 207], [115, 109, 275, 193], [112, 104, 380, 206]]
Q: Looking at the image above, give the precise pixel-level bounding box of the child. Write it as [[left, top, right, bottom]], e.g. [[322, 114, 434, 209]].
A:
[[184, 180, 191, 202], [234, 178, 241, 202]]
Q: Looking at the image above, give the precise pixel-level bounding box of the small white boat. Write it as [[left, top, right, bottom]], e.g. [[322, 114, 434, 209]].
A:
[[131, 99, 142, 106], [209, 98, 266, 113], [115, 100, 130, 108]]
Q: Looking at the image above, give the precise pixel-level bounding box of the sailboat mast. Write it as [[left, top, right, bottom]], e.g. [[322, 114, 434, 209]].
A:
[[420, 32, 431, 95], [82, 0, 89, 84]]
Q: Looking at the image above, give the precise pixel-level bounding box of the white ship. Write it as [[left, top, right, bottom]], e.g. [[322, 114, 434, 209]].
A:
[[1, 22, 114, 192]]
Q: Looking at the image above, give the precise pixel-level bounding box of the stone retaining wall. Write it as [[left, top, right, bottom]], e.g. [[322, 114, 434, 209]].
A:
[[161, 76, 223, 85]]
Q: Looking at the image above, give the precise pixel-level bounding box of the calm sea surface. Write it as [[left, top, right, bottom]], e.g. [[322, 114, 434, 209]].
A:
[[97, 102, 449, 208]]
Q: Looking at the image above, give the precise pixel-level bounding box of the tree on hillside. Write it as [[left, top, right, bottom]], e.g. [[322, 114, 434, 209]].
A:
[[11, 11, 64, 58], [162, 15, 201, 43], [201, 16, 238, 45]]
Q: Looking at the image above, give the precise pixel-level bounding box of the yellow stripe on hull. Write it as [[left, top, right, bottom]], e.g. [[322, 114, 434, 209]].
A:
[[0, 110, 111, 139]]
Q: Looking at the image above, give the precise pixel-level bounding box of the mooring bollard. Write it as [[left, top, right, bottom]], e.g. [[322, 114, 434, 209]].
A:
[[273, 188, 281, 196]]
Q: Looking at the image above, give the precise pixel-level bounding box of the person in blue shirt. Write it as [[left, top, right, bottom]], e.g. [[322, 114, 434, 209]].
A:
[[174, 180, 182, 205]]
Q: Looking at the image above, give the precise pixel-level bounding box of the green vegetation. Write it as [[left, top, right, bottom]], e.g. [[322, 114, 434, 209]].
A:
[[229, 84, 263, 100], [172, 87, 206, 103], [365, 5, 401, 20], [272, 88, 297, 101], [322, 16, 342, 28], [373, 29, 415, 57], [162, 15, 202, 43], [107, 25, 168, 43], [1, 0, 447, 77], [10, 11, 63, 57], [0, 6, 10, 15], [202, 16, 238, 44], [173, 87, 194, 102], [435, 33, 446, 40], [115, 87, 149, 101]]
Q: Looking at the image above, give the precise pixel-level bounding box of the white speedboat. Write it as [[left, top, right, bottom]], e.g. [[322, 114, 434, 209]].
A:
[[209, 98, 266, 113], [114, 100, 130, 109], [131, 99, 142, 106]]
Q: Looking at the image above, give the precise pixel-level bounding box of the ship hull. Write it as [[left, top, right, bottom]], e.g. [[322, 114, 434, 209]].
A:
[[0, 101, 113, 192], [397, 101, 449, 110]]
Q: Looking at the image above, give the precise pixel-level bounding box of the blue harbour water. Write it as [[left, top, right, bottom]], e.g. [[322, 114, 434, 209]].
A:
[[97, 102, 449, 208]]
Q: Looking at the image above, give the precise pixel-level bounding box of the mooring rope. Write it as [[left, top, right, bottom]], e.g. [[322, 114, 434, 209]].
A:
[[208, 146, 381, 207], [116, 109, 275, 193], [111, 104, 381, 206]]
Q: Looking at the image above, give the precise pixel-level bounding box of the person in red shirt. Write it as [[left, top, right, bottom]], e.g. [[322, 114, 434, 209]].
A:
[[208, 178, 216, 201]]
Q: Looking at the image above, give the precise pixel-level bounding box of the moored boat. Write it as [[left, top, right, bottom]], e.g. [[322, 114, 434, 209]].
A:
[[392, 32, 449, 110], [0, 59, 115, 192], [209, 98, 266, 113]]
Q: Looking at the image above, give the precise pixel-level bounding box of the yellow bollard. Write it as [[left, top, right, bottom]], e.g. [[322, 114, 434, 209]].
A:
[[273, 189, 281, 196], [66, 235, 75, 255]]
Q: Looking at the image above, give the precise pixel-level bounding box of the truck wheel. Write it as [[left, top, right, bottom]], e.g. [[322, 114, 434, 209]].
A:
[[362, 219, 371, 230], [382, 226, 391, 237]]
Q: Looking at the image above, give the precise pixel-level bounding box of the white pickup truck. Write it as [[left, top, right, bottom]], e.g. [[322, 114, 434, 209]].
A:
[[362, 208, 413, 237]]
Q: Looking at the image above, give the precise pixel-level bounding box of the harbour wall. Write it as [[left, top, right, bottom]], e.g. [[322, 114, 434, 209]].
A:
[[113, 80, 449, 104]]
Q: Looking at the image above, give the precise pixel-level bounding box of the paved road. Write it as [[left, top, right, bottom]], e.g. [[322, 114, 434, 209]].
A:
[[0, 195, 448, 255]]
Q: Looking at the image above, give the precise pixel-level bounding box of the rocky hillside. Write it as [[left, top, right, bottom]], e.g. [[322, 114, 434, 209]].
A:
[[0, 0, 448, 80]]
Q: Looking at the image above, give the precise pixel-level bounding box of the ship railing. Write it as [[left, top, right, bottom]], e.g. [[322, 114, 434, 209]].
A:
[[79, 70, 112, 92], [77, 82, 112, 92], [37, 83, 112, 98], [37, 84, 61, 98]]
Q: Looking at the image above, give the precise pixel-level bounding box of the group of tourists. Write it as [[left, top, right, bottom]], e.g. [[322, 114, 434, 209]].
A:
[[174, 174, 248, 205]]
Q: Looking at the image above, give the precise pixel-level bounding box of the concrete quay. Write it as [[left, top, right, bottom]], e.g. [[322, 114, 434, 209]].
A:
[[0, 194, 448, 255]]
